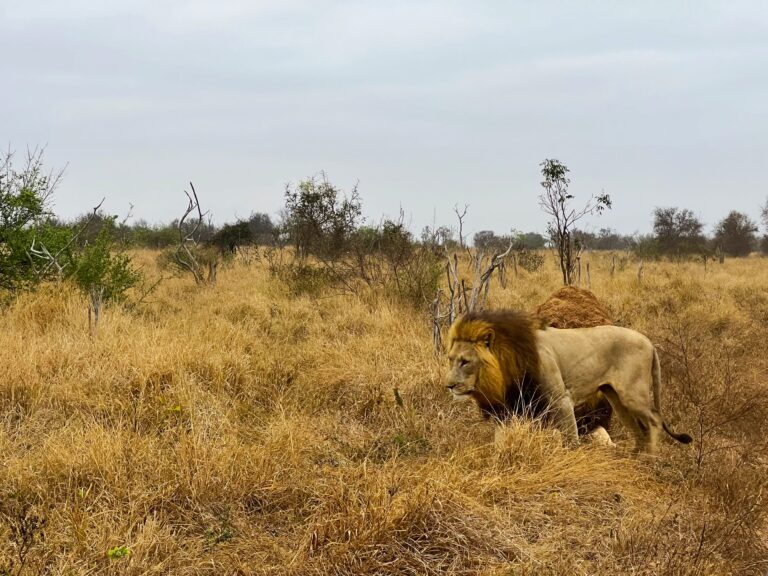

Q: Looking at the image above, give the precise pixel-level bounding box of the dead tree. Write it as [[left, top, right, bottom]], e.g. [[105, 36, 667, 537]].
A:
[[467, 242, 513, 311], [454, 204, 469, 249], [88, 286, 105, 335], [431, 241, 514, 352], [174, 183, 218, 285], [445, 251, 461, 325], [430, 254, 462, 354], [430, 289, 444, 352]]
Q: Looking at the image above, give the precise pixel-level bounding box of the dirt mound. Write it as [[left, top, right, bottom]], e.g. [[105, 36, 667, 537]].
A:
[[534, 285, 612, 328]]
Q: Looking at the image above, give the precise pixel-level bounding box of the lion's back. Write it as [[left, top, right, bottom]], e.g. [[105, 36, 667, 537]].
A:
[[539, 325, 655, 400]]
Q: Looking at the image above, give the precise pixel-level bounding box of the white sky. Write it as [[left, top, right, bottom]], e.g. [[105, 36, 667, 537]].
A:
[[3, 1, 767, 237]]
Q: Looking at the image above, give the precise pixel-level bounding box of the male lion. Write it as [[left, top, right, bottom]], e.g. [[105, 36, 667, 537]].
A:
[[445, 309, 692, 453]]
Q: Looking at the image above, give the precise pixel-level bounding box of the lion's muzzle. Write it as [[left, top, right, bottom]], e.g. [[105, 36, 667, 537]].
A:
[[445, 371, 475, 398]]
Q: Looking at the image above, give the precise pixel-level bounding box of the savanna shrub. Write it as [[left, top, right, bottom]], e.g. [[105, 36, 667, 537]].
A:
[[517, 250, 545, 273]]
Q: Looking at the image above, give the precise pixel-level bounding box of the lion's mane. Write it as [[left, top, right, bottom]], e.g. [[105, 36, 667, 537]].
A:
[[447, 310, 548, 420]]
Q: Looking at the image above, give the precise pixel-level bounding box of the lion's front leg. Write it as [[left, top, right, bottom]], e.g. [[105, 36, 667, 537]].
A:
[[538, 350, 580, 447], [551, 394, 580, 447]]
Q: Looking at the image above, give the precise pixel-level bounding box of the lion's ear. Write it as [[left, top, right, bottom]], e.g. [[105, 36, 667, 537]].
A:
[[481, 328, 495, 349]]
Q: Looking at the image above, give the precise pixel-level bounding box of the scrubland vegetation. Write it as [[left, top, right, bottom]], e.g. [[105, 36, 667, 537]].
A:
[[1, 248, 767, 575], [3, 151, 768, 573]]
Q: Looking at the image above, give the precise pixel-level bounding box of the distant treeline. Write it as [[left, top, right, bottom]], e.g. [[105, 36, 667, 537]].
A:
[[42, 211, 279, 252], [474, 206, 768, 259], [47, 201, 768, 261]]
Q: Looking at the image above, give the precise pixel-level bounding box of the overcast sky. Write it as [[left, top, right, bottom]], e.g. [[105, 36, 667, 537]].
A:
[[3, 1, 767, 237]]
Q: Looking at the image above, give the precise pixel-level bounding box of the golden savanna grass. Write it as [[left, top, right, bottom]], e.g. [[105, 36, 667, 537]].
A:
[[1, 250, 767, 574]]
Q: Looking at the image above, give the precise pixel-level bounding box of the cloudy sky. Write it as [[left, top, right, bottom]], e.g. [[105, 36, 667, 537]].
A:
[[3, 1, 767, 237]]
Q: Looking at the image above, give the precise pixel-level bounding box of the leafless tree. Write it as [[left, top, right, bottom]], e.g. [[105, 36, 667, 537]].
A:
[[454, 204, 468, 249], [466, 242, 513, 311], [174, 183, 218, 285], [431, 239, 513, 352]]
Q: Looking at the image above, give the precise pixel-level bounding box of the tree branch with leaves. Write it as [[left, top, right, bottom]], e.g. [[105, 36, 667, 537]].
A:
[[538, 159, 611, 285]]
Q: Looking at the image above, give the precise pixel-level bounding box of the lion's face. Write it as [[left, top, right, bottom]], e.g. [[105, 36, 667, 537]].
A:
[[445, 340, 482, 401]]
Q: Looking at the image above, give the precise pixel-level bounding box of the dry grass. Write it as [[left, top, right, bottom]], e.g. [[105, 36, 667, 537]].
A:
[[1, 250, 767, 575]]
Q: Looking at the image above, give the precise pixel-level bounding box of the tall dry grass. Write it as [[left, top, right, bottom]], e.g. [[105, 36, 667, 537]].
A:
[[0, 250, 766, 575]]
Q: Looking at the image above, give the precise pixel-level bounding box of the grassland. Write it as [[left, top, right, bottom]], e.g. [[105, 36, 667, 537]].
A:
[[1, 251, 767, 575]]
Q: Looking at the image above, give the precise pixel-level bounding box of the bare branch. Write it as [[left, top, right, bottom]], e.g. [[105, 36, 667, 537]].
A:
[[120, 203, 135, 227], [467, 240, 514, 311], [453, 204, 469, 249], [173, 182, 217, 285], [27, 197, 105, 279]]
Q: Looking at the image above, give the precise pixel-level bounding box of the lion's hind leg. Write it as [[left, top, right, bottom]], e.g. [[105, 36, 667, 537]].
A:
[[631, 411, 660, 454], [597, 384, 660, 454]]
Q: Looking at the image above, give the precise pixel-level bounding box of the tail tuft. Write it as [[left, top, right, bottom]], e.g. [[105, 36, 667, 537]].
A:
[[663, 421, 693, 444]]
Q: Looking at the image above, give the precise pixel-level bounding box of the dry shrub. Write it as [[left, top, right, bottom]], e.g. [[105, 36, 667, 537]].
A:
[[607, 263, 768, 573], [516, 250, 545, 273]]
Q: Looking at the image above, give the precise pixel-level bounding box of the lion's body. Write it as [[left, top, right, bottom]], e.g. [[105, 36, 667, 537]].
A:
[[533, 286, 613, 436], [446, 310, 692, 452]]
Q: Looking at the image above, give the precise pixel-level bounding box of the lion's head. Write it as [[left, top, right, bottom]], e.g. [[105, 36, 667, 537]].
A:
[[445, 310, 545, 419]]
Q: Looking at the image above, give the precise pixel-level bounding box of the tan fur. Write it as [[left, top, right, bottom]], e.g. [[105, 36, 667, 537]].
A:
[[584, 426, 615, 447], [534, 286, 614, 436], [445, 310, 692, 452]]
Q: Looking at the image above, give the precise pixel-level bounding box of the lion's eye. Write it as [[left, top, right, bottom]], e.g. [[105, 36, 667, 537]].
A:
[[459, 359, 470, 368]]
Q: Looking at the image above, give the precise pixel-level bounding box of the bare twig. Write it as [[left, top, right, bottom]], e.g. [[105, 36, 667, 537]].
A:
[[120, 203, 134, 227]]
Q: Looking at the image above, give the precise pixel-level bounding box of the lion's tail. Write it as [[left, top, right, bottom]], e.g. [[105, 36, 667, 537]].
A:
[[662, 421, 693, 444], [653, 348, 693, 444]]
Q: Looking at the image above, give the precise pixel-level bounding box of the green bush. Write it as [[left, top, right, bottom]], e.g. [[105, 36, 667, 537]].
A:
[[0, 148, 65, 291], [282, 175, 362, 262], [71, 222, 142, 330]]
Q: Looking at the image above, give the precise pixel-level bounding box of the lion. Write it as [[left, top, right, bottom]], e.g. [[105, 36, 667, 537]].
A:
[[534, 286, 614, 438], [445, 309, 692, 453]]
